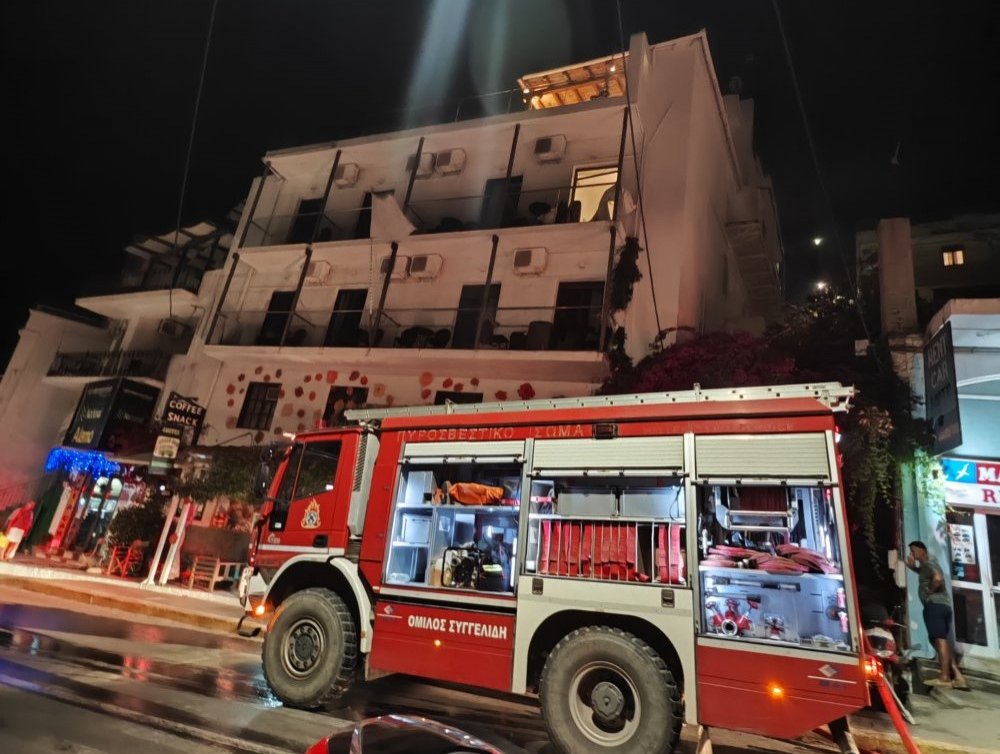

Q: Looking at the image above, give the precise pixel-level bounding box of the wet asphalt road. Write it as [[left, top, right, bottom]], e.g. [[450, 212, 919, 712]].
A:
[[0, 586, 843, 754]]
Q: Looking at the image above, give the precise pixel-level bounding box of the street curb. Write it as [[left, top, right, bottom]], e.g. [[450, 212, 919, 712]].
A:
[[0, 576, 244, 634], [849, 725, 998, 754]]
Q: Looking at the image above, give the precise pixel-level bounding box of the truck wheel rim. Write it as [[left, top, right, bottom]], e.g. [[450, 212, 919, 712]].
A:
[[567, 660, 641, 746], [282, 618, 325, 678]]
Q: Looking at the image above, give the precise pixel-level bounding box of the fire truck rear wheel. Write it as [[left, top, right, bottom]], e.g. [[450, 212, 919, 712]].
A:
[[539, 626, 682, 754], [262, 588, 358, 708]]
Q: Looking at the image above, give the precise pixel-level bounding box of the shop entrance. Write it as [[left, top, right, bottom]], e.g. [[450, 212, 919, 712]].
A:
[[946, 508, 1000, 658]]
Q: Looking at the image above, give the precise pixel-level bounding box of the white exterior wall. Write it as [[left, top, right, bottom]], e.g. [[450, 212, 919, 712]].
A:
[[0, 310, 110, 488]]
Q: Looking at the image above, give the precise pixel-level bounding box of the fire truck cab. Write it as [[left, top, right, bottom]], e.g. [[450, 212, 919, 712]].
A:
[[243, 383, 869, 754]]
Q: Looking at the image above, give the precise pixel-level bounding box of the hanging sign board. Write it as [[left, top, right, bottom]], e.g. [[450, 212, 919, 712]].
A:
[[924, 323, 962, 453]]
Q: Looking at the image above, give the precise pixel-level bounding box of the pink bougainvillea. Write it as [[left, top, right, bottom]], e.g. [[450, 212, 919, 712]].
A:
[[263, 374, 271, 382], [227, 398, 234, 407], [419, 371, 434, 387], [275, 368, 283, 378], [294, 386, 304, 397], [453, 383, 464, 392], [254, 366, 263, 375], [470, 377, 480, 387], [349, 370, 360, 381], [517, 382, 535, 400], [315, 372, 322, 381], [309, 391, 316, 401], [226, 384, 235, 395], [421, 388, 432, 400], [237, 373, 245, 382], [495, 390, 508, 401], [442, 377, 453, 388], [360, 375, 368, 386], [304, 374, 312, 383], [327, 370, 338, 384]]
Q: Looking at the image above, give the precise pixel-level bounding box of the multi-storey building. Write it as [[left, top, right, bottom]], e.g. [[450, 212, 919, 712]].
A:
[[165, 30, 782, 449], [859, 215, 1000, 669], [2, 30, 784, 560]]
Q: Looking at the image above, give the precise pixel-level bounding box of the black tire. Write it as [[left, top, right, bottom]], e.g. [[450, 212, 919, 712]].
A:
[[262, 588, 357, 708], [539, 626, 683, 754]]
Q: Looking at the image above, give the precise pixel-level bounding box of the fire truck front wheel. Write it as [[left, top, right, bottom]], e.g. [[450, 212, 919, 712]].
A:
[[539, 626, 682, 754], [262, 588, 358, 708]]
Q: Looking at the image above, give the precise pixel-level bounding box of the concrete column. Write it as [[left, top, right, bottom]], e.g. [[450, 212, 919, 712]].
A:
[[876, 218, 918, 333]]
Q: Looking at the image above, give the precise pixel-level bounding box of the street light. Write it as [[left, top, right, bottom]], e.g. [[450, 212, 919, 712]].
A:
[[815, 281, 828, 292], [812, 237, 823, 247]]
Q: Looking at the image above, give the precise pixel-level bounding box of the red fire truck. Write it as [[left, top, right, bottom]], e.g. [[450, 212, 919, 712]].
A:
[[241, 383, 872, 753]]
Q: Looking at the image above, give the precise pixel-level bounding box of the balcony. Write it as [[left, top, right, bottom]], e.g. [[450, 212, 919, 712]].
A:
[[205, 298, 608, 383], [45, 349, 172, 387], [239, 179, 618, 250]]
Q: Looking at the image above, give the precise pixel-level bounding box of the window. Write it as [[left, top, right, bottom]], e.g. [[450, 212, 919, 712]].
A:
[[238, 382, 281, 430], [325, 289, 368, 347], [323, 385, 369, 427], [942, 247, 965, 267], [551, 281, 604, 350], [434, 390, 483, 405], [269, 441, 342, 531], [572, 166, 619, 222], [696, 485, 853, 653]]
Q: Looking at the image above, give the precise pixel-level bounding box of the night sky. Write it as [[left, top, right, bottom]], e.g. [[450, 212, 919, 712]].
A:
[[3, 1, 997, 366]]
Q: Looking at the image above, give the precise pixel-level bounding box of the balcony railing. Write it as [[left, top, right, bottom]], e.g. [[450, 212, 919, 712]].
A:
[[208, 304, 604, 353], [239, 179, 617, 249], [47, 349, 172, 381]]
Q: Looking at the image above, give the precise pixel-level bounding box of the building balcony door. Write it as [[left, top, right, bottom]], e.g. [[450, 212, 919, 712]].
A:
[[325, 289, 368, 347], [257, 291, 296, 346], [946, 509, 1000, 658], [452, 284, 500, 349]]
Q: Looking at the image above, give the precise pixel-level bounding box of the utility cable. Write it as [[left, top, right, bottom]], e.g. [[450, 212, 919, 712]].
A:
[[616, 0, 663, 337], [770, 0, 879, 356], [168, 0, 220, 320]]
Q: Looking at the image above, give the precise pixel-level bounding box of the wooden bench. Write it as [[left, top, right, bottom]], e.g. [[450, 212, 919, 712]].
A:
[[188, 555, 244, 591]]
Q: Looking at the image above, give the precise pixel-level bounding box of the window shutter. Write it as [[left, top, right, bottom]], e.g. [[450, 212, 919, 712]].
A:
[[401, 440, 525, 464], [695, 433, 831, 481], [532, 437, 683, 474]]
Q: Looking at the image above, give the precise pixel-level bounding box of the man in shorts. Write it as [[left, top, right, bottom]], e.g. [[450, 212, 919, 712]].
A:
[[907, 540, 968, 689]]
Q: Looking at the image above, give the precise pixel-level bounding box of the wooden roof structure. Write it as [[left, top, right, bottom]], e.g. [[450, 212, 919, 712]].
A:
[[518, 53, 627, 110]]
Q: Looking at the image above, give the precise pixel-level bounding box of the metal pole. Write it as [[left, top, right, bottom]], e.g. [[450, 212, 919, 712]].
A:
[[158, 500, 192, 586], [142, 493, 180, 586], [280, 247, 313, 347], [371, 241, 398, 347], [402, 137, 424, 214], [598, 107, 631, 353], [238, 163, 272, 248], [310, 149, 341, 244], [205, 251, 240, 344], [474, 234, 500, 351]]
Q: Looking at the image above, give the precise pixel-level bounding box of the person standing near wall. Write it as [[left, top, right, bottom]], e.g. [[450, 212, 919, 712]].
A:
[[2, 500, 35, 559], [906, 540, 970, 690]]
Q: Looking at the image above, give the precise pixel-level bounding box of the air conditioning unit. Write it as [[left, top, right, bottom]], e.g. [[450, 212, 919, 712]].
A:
[[305, 259, 332, 285], [158, 318, 193, 339], [333, 163, 360, 188], [380, 255, 410, 280], [405, 152, 435, 178], [512, 247, 548, 275], [434, 149, 466, 175], [409, 254, 443, 280], [533, 135, 567, 163]]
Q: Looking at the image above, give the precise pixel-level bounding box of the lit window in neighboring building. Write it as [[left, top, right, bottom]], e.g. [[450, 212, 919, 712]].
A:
[[942, 247, 965, 267]]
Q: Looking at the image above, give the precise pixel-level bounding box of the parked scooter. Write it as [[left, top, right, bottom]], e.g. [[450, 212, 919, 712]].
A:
[[860, 596, 914, 724]]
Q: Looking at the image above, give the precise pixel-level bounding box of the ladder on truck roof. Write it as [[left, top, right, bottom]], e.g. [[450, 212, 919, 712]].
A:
[[343, 382, 855, 423]]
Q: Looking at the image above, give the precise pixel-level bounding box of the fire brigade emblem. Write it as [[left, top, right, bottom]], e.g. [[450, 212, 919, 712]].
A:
[[301, 499, 321, 529], [818, 664, 839, 678]]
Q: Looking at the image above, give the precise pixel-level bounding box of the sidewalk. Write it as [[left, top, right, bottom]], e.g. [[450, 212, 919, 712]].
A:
[[0, 558, 248, 633], [850, 683, 1000, 754]]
